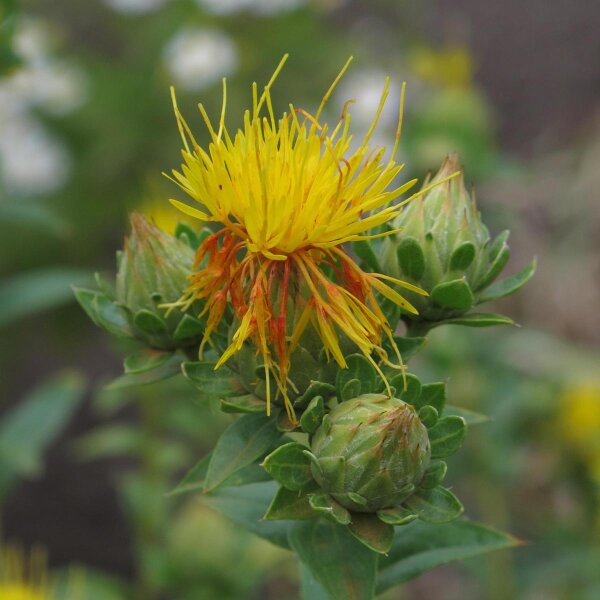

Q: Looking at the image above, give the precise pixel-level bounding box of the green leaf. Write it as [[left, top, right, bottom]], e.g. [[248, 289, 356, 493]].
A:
[[299, 563, 331, 600], [74, 288, 132, 338], [204, 481, 291, 549], [420, 461, 448, 489], [431, 279, 474, 310], [204, 413, 281, 492], [133, 309, 167, 334], [309, 494, 351, 525], [477, 243, 510, 290], [418, 382, 446, 413], [429, 416, 467, 459], [418, 405, 438, 428], [181, 361, 241, 397], [353, 239, 381, 272], [377, 506, 417, 526], [435, 312, 515, 328], [444, 405, 489, 425], [295, 381, 336, 409], [220, 394, 265, 414], [396, 237, 425, 280], [477, 258, 537, 304], [405, 486, 464, 523], [262, 442, 312, 491], [264, 484, 316, 521], [341, 379, 362, 401], [0, 372, 85, 479], [73, 424, 142, 460], [488, 230, 510, 263], [300, 395, 325, 434], [377, 519, 520, 592], [0, 269, 92, 328], [173, 314, 205, 341], [393, 336, 427, 363], [168, 453, 211, 496], [123, 349, 173, 374], [106, 354, 183, 389], [390, 374, 421, 406], [337, 354, 376, 397], [449, 241, 476, 271], [348, 513, 394, 554], [290, 519, 378, 600]]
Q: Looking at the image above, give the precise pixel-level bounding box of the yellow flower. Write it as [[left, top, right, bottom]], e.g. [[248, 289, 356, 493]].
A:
[[166, 56, 453, 420], [560, 383, 600, 464], [409, 45, 473, 89], [0, 545, 50, 600]]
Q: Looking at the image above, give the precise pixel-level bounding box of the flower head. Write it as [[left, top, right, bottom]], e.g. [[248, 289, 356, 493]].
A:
[[166, 56, 449, 420]]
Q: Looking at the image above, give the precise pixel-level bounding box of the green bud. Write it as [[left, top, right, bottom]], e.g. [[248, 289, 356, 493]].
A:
[[382, 154, 518, 323], [114, 213, 203, 349], [309, 394, 431, 513]]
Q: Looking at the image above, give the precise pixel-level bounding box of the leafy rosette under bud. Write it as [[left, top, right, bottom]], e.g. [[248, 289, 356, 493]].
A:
[[75, 213, 206, 352], [309, 394, 431, 512], [381, 154, 535, 329]]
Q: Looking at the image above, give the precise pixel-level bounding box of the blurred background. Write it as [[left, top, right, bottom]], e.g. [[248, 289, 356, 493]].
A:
[[0, 0, 599, 598]]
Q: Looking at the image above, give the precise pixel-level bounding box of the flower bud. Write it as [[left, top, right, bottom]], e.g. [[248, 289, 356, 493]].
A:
[[114, 212, 201, 349], [381, 154, 513, 324], [310, 394, 431, 512]]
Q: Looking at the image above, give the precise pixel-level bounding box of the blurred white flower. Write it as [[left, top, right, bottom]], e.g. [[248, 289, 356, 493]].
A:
[[195, 0, 305, 16], [0, 114, 71, 196], [8, 62, 88, 116], [163, 28, 238, 91], [103, 0, 168, 15], [12, 18, 53, 63]]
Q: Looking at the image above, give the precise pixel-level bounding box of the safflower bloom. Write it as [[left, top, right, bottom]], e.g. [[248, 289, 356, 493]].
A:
[[166, 56, 450, 420]]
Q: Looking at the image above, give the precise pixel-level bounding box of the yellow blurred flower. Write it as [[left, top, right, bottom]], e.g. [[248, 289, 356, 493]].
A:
[[559, 383, 600, 480], [409, 45, 474, 89], [137, 192, 194, 235]]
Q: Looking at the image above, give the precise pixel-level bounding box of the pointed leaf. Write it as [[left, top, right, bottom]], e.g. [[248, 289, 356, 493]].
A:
[[204, 481, 291, 549], [173, 314, 205, 341], [449, 241, 476, 271], [431, 279, 474, 310], [124, 349, 173, 374], [477, 258, 537, 304], [405, 486, 463, 523], [429, 416, 466, 458], [133, 309, 167, 334], [393, 336, 427, 363], [264, 484, 317, 521], [377, 519, 520, 592], [289, 519, 377, 600], [168, 453, 211, 496], [418, 405, 438, 428], [341, 379, 362, 401], [390, 374, 421, 406], [262, 442, 312, 491], [204, 413, 281, 492], [436, 312, 515, 328], [300, 395, 325, 434], [396, 237, 425, 280], [295, 381, 336, 409], [477, 244, 510, 290], [377, 506, 418, 526], [420, 461, 448, 489], [182, 361, 241, 397], [309, 494, 352, 525], [106, 354, 182, 389], [220, 394, 265, 414], [419, 382, 446, 413], [337, 355, 375, 398], [444, 405, 489, 425], [348, 513, 394, 554]]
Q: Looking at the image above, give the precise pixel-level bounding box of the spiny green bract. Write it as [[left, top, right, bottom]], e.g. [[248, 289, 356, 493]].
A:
[[382, 154, 512, 322], [310, 394, 431, 512], [75, 213, 205, 350]]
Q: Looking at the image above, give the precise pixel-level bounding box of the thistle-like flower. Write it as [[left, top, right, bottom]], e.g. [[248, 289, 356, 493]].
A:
[[166, 56, 451, 419]]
